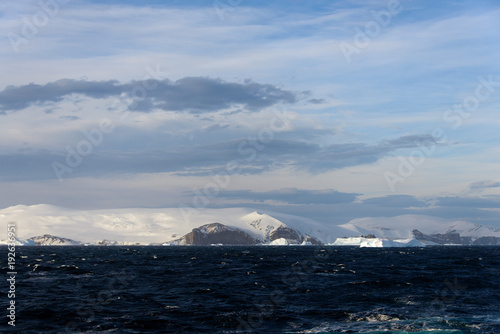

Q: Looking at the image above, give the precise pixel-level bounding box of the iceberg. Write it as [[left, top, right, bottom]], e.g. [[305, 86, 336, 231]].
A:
[[332, 237, 426, 248], [268, 238, 290, 245], [0, 238, 36, 246]]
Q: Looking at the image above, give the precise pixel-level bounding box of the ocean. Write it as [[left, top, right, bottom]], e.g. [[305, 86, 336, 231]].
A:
[[2, 246, 499, 333]]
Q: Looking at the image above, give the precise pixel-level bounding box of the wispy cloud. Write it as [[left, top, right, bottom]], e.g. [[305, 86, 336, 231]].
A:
[[465, 180, 500, 195]]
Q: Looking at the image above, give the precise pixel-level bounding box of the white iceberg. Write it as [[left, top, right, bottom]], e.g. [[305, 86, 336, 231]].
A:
[[332, 237, 426, 248], [268, 238, 290, 245]]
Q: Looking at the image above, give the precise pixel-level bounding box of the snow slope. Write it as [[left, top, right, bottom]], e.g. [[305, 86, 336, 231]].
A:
[[237, 210, 349, 244]]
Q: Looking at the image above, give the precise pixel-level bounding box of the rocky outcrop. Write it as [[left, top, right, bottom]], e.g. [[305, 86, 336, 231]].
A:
[[174, 223, 258, 245], [268, 225, 323, 245], [412, 229, 461, 244], [95, 239, 119, 246], [28, 234, 82, 246], [413, 229, 500, 245], [304, 235, 322, 245], [171, 222, 323, 246], [472, 236, 500, 245], [269, 225, 303, 244]]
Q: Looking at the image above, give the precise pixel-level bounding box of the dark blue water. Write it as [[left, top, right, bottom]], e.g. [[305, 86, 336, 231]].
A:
[[2, 246, 499, 333]]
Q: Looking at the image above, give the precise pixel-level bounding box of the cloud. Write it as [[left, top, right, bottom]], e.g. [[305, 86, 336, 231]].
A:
[[361, 195, 428, 208], [59, 115, 80, 121], [382, 134, 439, 148], [297, 134, 441, 172], [217, 188, 360, 205], [0, 79, 122, 111], [0, 78, 299, 113], [0, 133, 441, 182], [433, 196, 500, 209], [308, 98, 326, 104], [465, 180, 500, 194]]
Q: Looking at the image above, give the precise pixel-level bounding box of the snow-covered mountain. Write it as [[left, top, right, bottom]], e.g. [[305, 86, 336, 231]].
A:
[[339, 215, 500, 239], [28, 234, 82, 246], [338, 215, 500, 245], [0, 204, 344, 245], [170, 223, 258, 245], [1, 205, 499, 246]]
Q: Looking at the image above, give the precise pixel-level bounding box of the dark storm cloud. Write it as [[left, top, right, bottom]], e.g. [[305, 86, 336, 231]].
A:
[[217, 188, 360, 205], [0, 78, 298, 113]]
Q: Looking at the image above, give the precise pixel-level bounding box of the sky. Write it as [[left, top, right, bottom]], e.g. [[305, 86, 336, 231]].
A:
[[1, 0, 500, 227]]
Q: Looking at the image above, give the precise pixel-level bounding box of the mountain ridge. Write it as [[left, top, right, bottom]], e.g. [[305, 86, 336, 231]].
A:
[[1, 205, 499, 246]]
